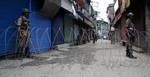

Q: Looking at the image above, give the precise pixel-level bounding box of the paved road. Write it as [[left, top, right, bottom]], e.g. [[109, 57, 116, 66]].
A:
[[0, 40, 150, 77]]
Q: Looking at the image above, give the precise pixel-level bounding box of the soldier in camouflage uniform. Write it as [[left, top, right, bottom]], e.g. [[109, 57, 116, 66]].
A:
[[125, 12, 137, 59], [17, 8, 30, 58]]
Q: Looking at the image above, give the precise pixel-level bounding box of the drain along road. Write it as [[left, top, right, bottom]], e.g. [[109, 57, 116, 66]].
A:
[[0, 40, 150, 77]]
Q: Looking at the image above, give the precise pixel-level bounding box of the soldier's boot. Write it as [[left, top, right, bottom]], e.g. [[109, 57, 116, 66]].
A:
[[126, 46, 137, 59], [126, 46, 130, 57], [129, 53, 137, 59], [128, 46, 137, 59], [126, 50, 130, 57]]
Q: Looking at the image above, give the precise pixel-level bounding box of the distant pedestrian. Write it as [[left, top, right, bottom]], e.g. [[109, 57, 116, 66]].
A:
[[125, 12, 137, 59], [92, 29, 97, 44], [109, 26, 115, 44]]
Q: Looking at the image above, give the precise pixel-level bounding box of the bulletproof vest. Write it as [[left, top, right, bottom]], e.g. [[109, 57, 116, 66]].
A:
[[127, 19, 136, 37], [20, 16, 29, 30]]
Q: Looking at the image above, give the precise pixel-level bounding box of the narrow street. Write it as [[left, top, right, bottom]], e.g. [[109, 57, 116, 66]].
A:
[[0, 40, 150, 77], [1, 0, 150, 77]]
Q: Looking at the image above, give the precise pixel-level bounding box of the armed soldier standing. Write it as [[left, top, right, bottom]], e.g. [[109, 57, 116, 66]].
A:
[[125, 12, 137, 59], [17, 8, 30, 58]]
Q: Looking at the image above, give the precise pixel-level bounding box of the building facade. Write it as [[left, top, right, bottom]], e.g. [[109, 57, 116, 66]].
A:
[[0, 0, 97, 56], [112, 0, 150, 52]]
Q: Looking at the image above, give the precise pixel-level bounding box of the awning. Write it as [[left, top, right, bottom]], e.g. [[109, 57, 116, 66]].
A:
[[41, 0, 60, 18], [113, 12, 122, 25], [78, 15, 83, 21], [61, 0, 73, 13], [74, 14, 83, 21], [122, 0, 130, 11], [113, 6, 124, 25], [61, 0, 78, 17], [84, 18, 94, 28]]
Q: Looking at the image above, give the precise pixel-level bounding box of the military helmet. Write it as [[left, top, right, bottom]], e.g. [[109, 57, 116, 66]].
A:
[[23, 8, 29, 13], [127, 12, 134, 17]]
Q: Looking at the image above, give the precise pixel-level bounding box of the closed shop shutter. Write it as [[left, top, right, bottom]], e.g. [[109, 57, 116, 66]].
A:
[[52, 15, 64, 45], [64, 15, 74, 43], [30, 12, 51, 53]]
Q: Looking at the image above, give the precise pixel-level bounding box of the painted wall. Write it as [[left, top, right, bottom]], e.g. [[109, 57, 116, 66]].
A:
[[0, 0, 29, 56], [0, 0, 52, 56]]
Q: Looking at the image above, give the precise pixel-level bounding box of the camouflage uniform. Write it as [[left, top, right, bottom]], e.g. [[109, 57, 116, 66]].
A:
[[125, 17, 136, 59], [17, 9, 30, 58]]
